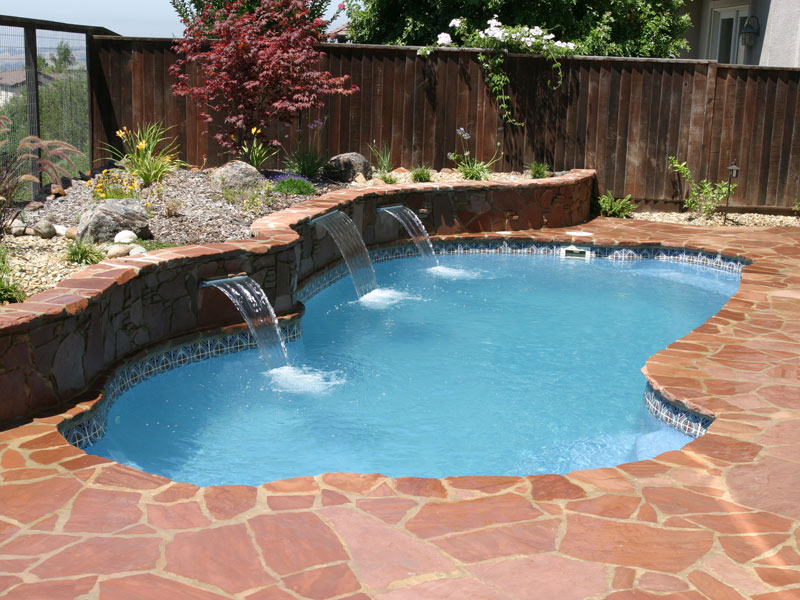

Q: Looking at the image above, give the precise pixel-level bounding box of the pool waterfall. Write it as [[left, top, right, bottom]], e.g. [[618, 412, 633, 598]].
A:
[[378, 205, 438, 266], [312, 211, 377, 298]]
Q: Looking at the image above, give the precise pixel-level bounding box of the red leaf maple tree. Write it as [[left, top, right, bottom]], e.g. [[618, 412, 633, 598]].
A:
[[171, 0, 357, 153]]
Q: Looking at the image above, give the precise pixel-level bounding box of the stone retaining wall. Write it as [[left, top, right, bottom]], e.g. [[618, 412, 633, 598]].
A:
[[0, 170, 595, 423]]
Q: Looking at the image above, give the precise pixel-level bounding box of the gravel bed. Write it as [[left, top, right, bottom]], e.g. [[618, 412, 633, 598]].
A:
[[2, 235, 86, 298], [632, 211, 800, 228]]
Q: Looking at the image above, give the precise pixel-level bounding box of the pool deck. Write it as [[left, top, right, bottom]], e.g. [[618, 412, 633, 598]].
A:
[[1, 217, 800, 599]]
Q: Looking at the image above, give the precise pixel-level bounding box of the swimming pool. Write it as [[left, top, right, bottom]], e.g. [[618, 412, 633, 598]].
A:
[[83, 251, 739, 486]]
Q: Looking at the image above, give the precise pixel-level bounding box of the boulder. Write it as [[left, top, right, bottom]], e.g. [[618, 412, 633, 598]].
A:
[[324, 153, 372, 182], [106, 244, 133, 258], [114, 229, 138, 244], [211, 160, 264, 190], [10, 219, 25, 236], [33, 220, 57, 239], [77, 198, 151, 243]]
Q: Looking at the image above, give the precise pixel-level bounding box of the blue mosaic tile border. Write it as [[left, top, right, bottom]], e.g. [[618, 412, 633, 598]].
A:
[[644, 384, 714, 437], [297, 239, 747, 302], [59, 322, 302, 449]]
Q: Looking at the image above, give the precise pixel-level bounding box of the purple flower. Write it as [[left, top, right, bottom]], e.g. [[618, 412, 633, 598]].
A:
[[270, 173, 312, 183], [456, 127, 471, 140]]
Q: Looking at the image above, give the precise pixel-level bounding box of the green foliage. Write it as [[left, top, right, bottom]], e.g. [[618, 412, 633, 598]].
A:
[[794, 200, 800, 214], [369, 142, 393, 173], [379, 172, 398, 184], [284, 148, 328, 180], [238, 127, 279, 169], [411, 165, 432, 182], [105, 123, 185, 186], [273, 175, 316, 196], [220, 182, 274, 210], [448, 127, 502, 181], [596, 190, 637, 218], [134, 238, 178, 251], [65, 240, 104, 265], [0, 245, 25, 304], [668, 156, 734, 219], [346, 0, 690, 58], [86, 169, 140, 200], [526, 161, 551, 179]]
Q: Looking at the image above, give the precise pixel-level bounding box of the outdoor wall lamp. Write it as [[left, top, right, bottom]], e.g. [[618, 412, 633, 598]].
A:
[[740, 16, 760, 47], [723, 159, 739, 225]]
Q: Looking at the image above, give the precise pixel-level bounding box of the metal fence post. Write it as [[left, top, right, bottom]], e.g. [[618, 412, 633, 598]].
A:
[[23, 25, 40, 201]]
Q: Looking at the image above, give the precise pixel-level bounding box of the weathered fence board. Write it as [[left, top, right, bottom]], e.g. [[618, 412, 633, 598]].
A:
[[89, 38, 800, 211]]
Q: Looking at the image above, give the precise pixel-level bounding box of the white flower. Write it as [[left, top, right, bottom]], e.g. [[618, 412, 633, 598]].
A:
[[436, 32, 452, 45], [449, 18, 462, 28], [543, 33, 555, 40], [487, 16, 502, 28]]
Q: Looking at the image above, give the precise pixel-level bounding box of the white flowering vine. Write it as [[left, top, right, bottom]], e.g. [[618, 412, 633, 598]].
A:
[[423, 15, 578, 124]]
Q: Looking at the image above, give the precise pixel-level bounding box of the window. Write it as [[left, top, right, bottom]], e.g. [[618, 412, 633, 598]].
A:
[[709, 5, 748, 64]]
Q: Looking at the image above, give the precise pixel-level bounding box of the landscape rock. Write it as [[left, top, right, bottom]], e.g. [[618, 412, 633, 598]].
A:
[[106, 244, 133, 258], [65, 227, 78, 240], [77, 198, 152, 243], [24, 201, 45, 211], [11, 223, 25, 236], [24, 227, 34, 236], [114, 229, 138, 244], [33, 220, 57, 239], [50, 184, 66, 197], [211, 161, 264, 190], [353, 173, 367, 184], [128, 245, 147, 256], [54, 224, 67, 236], [324, 153, 372, 182]]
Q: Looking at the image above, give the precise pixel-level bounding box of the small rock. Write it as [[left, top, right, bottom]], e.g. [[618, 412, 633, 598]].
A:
[[33, 220, 57, 239], [24, 227, 35, 236], [11, 225, 25, 237], [65, 227, 78, 240], [440, 168, 455, 174], [54, 224, 67, 236], [50, 184, 66, 197], [371, 178, 388, 186], [210, 160, 264, 190], [114, 229, 138, 244], [324, 152, 373, 182], [353, 173, 367, 184], [128, 245, 147, 255], [24, 201, 45, 211], [106, 244, 132, 258], [392, 167, 409, 173]]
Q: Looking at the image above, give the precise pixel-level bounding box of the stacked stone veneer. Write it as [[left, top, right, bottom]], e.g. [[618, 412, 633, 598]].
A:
[[0, 170, 594, 423]]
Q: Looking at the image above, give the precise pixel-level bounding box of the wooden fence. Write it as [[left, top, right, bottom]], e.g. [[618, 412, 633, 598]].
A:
[[89, 37, 800, 211]]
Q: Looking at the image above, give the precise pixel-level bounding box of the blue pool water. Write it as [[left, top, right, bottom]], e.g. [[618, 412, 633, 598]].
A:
[[88, 254, 739, 486]]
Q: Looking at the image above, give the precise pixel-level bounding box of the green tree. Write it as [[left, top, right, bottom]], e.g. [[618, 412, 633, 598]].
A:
[[346, 0, 691, 58], [171, 0, 333, 25], [50, 41, 77, 73]]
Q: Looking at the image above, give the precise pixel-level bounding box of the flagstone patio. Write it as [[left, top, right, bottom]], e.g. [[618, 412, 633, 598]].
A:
[[1, 216, 800, 599]]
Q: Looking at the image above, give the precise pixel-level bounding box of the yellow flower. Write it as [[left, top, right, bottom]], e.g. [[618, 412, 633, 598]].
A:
[[100, 193, 106, 198], [144, 202, 151, 206], [165, 156, 171, 162], [102, 169, 108, 174], [251, 126, 258, 135], [137, 141, 147, 150], [115, 129, 126, 138]]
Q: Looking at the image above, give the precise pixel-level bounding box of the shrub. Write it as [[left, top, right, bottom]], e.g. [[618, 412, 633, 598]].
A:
[[526, 161, 550, 179], [284, 148, 328, 180], [221, 182, 274, 207], [0, 245, 25, 303], [368, 142, 393, 173], [448, 127, 501, 181], [87, 169, 140, 200], [0, 116, 83, 237], [238, 127, 279, 169], [379, 172, 398, 184], [65, 240, 104, 265], [171, 0, 357, 156], [668, 156, 734, 218], [596, 190, 637, 218], [272, 174, 316, 196], [411, 165, 432, 183], [106, 123, 185, 186]]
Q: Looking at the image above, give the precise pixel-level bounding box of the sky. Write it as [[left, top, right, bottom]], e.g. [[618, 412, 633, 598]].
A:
[[2, 1, 346, 38]]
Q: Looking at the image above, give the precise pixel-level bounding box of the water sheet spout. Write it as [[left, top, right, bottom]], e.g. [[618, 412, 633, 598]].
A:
[[378, 205, 438, 266], [312, 210, 378, 298]]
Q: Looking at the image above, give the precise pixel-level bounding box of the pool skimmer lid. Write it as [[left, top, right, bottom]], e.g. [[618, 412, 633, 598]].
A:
[[561, 245, 592, 260]]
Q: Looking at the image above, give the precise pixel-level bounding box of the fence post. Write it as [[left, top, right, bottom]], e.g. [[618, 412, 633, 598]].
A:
[[23, 25, 40, 200]]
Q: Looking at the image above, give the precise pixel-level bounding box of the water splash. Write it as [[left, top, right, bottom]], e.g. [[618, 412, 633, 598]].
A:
[[268, 366, 345, 395], [427, 265, 480, 279], [202, 276, 288, 369], [313, 211, 378, 298], [358, 288, 420, 309], [378, 205, 438, 265]]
